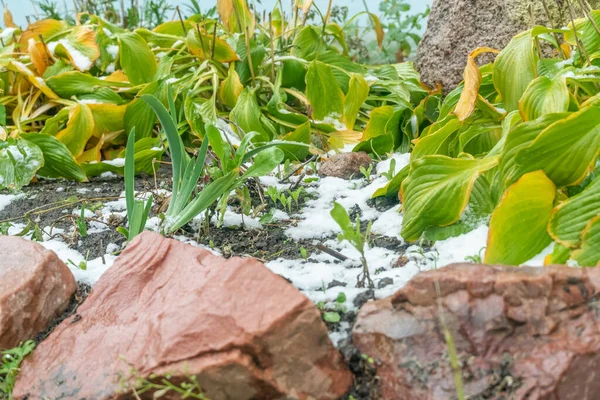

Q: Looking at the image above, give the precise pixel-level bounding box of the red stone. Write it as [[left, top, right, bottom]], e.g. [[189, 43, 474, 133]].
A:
[[0, 236, 76, 349], [14, 232, 352, 399], [353, 263, 600, 399], [319, 152, 373, 179]]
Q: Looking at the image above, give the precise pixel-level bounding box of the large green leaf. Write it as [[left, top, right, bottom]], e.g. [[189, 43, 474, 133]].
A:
[[571, 216, 600, 267], [411, 116, 460, 161], [46, 71, 130, 98], [118, 32, 157, 85], [514, 101, 600, 187], [0, 138, 43, 191], [230, 88, 276, 142], [548, 175, 600, 248], [400, 155, 499, 241], [21, 133, 86, 182], [485, 171, 556, 265], [306, 60, 344, 121], [492, 30, 537, 111], [343, 73, 369, 129], [519, 76, 569, 121]]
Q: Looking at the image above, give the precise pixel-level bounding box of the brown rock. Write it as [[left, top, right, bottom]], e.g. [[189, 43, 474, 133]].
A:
[[416, 0, 600, 93], [0, 236, 76, 349], [14, 232, 352, 400], [352, 263, 600, 400], [320, 152, 372, 179]]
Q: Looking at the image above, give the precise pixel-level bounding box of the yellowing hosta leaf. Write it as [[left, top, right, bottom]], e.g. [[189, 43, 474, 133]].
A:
[[51, 26, 100, 72], [571, 216, 600, 267], [548, 176, 600, 247], [28, 39, 51, 76], [368, 12, 384, 49], [493, 30, 537, 111], [514, 101, 600, 187], [343, 73, 369, 129], [454, 47, 499, 121], [55, 104, 95, 157], [7, 61, 58, 99], [519, 76, 569, 121], [118, 32, 157, 85], [46, 71, 130, 98], [485, 171, 556, 265], [400, 155, 499, 242], [19, 19, 67, 49], [218, 0, 255, 34], [306, 61, 344, 121], [411, 115, 460, 161], [295, 0, 313, 13], [186, 27, 239, 62], [76, 135, 105, 164], [4, 8, 16, 28], [219, 65, 243, 108], [544, 242, 571, 266], [88, 103, 126, 138]]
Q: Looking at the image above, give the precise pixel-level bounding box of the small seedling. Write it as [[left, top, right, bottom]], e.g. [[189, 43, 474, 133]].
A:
[[330, 202, 374, 288], [0, 340, 35, 396], [300, 247, 308, 260], [0, 222, 11, 235], [76, 205, 88, 238], [323, 311, 341, 323], [381, 158, 397, 180], [119, 369, 207, 399], [359, 164, 373, 182], [287, 187, 304, 208], [465, 247, 486, 264], [68, 250, 90, 271]]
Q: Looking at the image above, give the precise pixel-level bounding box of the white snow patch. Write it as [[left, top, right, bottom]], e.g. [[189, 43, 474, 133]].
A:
[[434, 225, 489, 267]]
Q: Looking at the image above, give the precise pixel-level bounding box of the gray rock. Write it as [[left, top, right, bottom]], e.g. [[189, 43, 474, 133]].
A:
[[416, 0, 599, 93]]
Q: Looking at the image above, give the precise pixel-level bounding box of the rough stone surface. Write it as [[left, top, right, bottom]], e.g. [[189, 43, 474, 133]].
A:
[[0, 236, 76, 349], [14, 232, 352, 400], [353, 263, 600, 400], [320, 152, 372, 179], [416, 0, 600, 92]]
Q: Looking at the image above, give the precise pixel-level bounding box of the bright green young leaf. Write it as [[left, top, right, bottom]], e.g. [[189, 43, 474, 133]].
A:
[[241, 147, 284, 179], [306, 61, 344, 121], [0, 138, 43, 191], [493, 30, 537, 111], [485, 171, 556, 265], [571, 216, 600, 267], [118, 32, 157, 85], [400, 155, 499, 242], [548, 175, 600, 247], [21, 133, 86, 182], [343, 73, 369, 129], [514, 101, 600, 187], [519, 76, 569, 121]]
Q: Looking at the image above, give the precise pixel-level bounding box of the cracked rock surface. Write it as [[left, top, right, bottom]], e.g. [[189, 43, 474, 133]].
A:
[[353, 263, 600, 400], [13, 232, 352, 400]]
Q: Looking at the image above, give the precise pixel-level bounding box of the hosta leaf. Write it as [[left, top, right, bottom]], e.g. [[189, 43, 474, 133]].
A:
[[354, 106, 403, 155], [411, 116, 460, 161], [548, 176, 600, 247], [55, 104, 95, 157], [235, 34, 265, 83], [343, 73, 369, 129], [18, 19, 67, 49], [88, 104, 127, 138], [230, 88, 275, 142], [514, 101, 600, 187], [400, 155, 499, 242], [306, 61, 344, 121], [485, 171, 556, 265], [118, 32, 157, 85], [493, 30, 537, 111], [372, 164, 409, 198], [21, 133, 86, 181], [219, 65, 243, 108], [187, 27, 239, 62], [124, 81, 166, 140], [454, 47, 499, 121], [519, 76, 569, 121], [28, 39, 51, 76], [571, 216, 600, 267], [565, 10, 600, 64], [544, 242, 571, 265], [279, 121, 311, 161], [0, 138, 43, 191], [217, 0, 254, 34], [7, 61, 58, 99], [50, 26, 100, 72], [46, 71, 130, 98]]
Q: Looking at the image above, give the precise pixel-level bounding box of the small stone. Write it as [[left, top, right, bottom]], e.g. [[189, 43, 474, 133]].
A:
[[377, 277, 394, 289], [0, 236, 76, 349], [328, 279, 348, 289], [319, 152, 372, 180], [14, 232, 352, 400], [353, 263, 600, 399], [353, 290, 375, 308]]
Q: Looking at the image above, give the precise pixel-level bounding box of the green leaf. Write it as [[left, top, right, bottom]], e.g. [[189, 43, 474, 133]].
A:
[[118, 32, 157, 85], [545, 242, 571, 265], [54, 104, 95, 157], [323, 311, 340, 323], [0, 138, 43, 190], [343, 73, 369, 129], [372, 164, 409, 198], [548, 175, 600, 248], [230, 88, 275, 142], [279, 121, 311, 161], [400, 155, 499, 242], [492, 30, 537, 111], [46, 71, 130, 98], [124, 81, 164, 140], [571, 216, 600, 267], [485, 171, 556, 265], [219, 65, 243, 108], [21, 133, 86, 182], [514, 101, 600, 187], [306, 61, 344, 121], [519, 76, 570, 121], [411, 116, 460, 161], [242, 147, 285, 179]]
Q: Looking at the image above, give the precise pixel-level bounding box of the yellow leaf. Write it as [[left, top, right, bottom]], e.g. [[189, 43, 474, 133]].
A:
[[88, 103, 126, 138], [56, 104, 95, 157], [53, 26, 100, 72], [77, 135, 105, 164], [187, 26, 240, 62], [7, 60, 58, 99], [219, 65, 243, 108], [217, 0, 255, 34], [295, 0, 313, 14], [19, 19, 67, 49], [27, 38, 52, 76], [454, 47, 499, 121], [4, 8, 16, 28], [105, 70, 130, 83], [328, 129, 362, 149]]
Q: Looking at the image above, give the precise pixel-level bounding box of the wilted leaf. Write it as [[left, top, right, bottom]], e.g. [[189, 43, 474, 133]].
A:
[[519, 76, 570, 121], [19, 19, 67, 49], [295, 0, 313, 14], [28, 39, 51, 76], [548, 175, 600, 247], [218, 0, 255, 34], [46, 70, 130, 98], [485, 171, 555, 265], [454, 47, 499, 121], [279, 121, 311, 161], [411, 115, 460, 161], [118, 32, 157, 85], [571, 216, 600, 267], [400, 155, 499, 241], [4, 8, 16, 28], [230, 88, 276, 142], [55, 104, 95, 157], [8, 61, 58, 99], [187, 26, 239, 62], [51, 26, 100, 72]]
